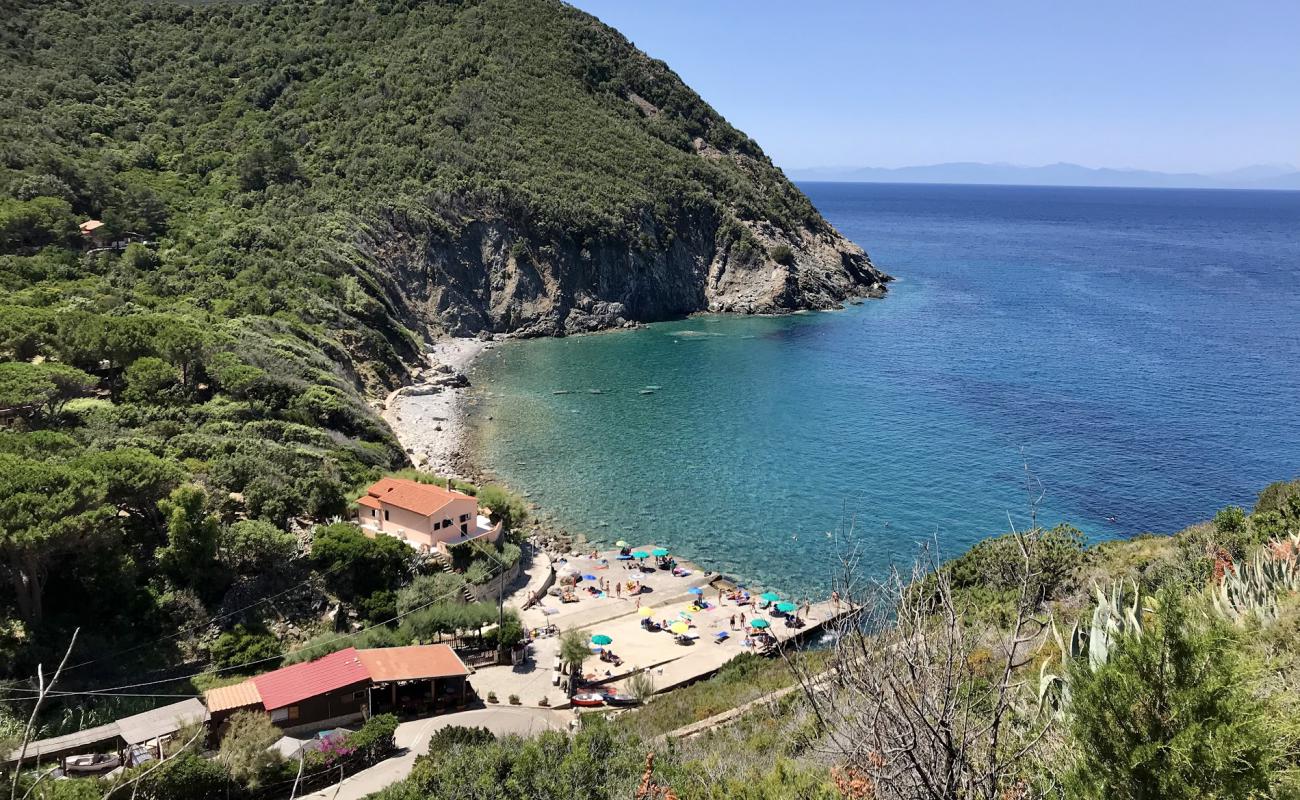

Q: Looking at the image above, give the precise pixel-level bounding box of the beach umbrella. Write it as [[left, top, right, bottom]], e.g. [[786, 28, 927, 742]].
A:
[[750, 618, 770, 629], [615, 540, 629, 548], [687, 587, 704, 595], [632, 550, 650, 559], [652, 547, 670, 557], [776, 602, 798, 613], [591, 634, 613, 646], [639, 607, 655, 617], [760, 592, 781, 603], [670, 621, 690, 635]]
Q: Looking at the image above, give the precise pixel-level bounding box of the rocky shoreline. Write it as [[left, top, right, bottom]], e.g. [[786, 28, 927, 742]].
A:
[[379, 336, 489, 479]]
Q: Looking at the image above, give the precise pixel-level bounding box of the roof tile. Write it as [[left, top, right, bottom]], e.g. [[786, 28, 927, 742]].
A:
[[251, 647, 369, 710], [365, 478, 472, 517], [356, 645, 469, 683]]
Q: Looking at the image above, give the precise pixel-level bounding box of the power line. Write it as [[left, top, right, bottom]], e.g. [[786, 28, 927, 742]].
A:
[[60, 556, 357, 674], [2, 564, 503, 698]]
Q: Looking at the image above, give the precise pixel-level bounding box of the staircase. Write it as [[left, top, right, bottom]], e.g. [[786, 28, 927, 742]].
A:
[[430, 549, 478, 602]]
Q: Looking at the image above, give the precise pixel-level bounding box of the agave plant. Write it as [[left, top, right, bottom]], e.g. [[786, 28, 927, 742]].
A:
[[1038, 578, 1149, 715], [1211, 536, 1300, 624]]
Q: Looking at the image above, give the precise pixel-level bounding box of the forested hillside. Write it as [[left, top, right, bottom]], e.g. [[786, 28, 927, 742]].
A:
[[0, 0, 886, 675]]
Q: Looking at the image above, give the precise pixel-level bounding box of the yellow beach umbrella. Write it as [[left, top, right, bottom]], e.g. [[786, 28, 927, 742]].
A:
[[639, 606, 654, 617], [670, 621, 690, 635]]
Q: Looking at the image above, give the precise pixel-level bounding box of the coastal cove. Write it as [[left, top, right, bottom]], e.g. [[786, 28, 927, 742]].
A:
[[459, 183, 1300, 594]]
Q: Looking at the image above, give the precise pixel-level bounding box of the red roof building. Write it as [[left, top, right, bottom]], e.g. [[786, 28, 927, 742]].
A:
[[251, 647, 370, 711], [202, 644, 471, 740]]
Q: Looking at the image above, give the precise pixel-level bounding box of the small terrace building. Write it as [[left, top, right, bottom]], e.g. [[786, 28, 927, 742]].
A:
[[202, 645, 471, 743], [354, 477, 501, 555]]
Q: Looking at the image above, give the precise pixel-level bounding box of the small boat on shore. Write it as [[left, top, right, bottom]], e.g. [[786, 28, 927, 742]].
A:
[[602, 692, 640, 707], [571, 693, 605, 707]]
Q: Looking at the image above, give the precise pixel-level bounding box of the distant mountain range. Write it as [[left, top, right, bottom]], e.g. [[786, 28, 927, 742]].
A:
[[787, 162, 1300, 190]]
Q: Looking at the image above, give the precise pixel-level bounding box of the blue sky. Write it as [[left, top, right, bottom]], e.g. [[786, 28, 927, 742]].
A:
[[566, 1, 1300, 174]]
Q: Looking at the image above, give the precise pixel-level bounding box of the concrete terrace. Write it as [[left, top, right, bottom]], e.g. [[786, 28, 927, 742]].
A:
[[467, 544, 841, 708]]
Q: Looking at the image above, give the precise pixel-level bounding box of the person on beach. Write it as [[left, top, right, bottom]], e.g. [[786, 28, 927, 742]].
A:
[[616, 583, 622, 599], [740, 612, 746, 627], [635, 595, 641, 609], [729, 614, 735, 630]]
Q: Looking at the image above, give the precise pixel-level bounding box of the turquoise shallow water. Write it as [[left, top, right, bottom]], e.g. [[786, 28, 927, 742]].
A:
[[465, 183, 1300, 594]]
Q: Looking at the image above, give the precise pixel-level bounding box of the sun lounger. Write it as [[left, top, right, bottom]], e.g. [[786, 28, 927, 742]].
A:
[[713, 631, 730, 643]]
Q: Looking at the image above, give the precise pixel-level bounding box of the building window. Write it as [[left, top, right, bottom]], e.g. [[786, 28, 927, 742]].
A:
[[288, 706, 299, 720], [370, 509, 376, 517], [383, 510, 389, 521], [271, 708, 288, 722], [460, 513, 470, 522], [433, 521, 441, 530]]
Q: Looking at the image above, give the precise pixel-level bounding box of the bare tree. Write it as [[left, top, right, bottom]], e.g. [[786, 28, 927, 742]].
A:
[[786, 524, 1054, 800], [9, 628, 78, 800]]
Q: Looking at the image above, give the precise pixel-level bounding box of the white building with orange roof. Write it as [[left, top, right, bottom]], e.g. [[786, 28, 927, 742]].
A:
[[354, 477, 501, 554]]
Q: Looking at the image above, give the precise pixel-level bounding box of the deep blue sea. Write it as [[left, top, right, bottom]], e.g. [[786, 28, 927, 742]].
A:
[[465, 183, 1300, 594]]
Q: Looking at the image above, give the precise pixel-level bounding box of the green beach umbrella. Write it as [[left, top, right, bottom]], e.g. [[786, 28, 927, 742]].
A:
[[749, 618, 770, 629], [632, 550, 650, 559], [776, 602, 797, 613], [591, 634, 613, 646], [652, 547, 670, 557], [760, 592, 781, 603]]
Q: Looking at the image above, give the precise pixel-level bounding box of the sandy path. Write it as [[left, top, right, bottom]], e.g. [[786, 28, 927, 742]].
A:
[[381, 338, 488, 478]]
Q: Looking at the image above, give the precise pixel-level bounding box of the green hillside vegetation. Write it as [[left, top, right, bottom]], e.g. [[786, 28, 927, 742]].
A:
[[0, 0, 871, 686], [0, 0, 839, 727]]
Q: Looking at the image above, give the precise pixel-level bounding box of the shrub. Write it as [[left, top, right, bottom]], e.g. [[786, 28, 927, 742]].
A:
[[426, 725, 495, 750], [476, 484, 528, 532], [770, 243, 795, 265], [218, 709, 283, 787], [396, 572, 468, 615], [1064, 588, 1292, 799], [123, 356, 181, 405], [538, 696, 549, 707], [508, 694, 520, 705], [486, 691, 497, 703], [346, 713, 399, 766], [221, 518, 298, 572], [358, 589, 398, 623], [208, 623, 280, 670], [132, 752, 235, 800], [312, 522, 413, 601]]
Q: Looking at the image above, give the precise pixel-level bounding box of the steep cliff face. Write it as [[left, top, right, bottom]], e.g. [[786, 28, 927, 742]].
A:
[[336, 0, 891, 338], [357, 198, 887, 338]]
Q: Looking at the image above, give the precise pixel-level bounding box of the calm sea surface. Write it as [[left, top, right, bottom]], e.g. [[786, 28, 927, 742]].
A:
[[465, 183, 1300, 594]]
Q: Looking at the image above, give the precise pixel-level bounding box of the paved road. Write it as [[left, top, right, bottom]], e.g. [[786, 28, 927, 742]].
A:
[[299, 707, 563, 799]]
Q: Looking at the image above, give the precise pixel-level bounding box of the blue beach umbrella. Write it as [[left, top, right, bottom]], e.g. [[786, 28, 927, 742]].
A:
[[583, 574, 597, 581], [687, 587, 704, 595]]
